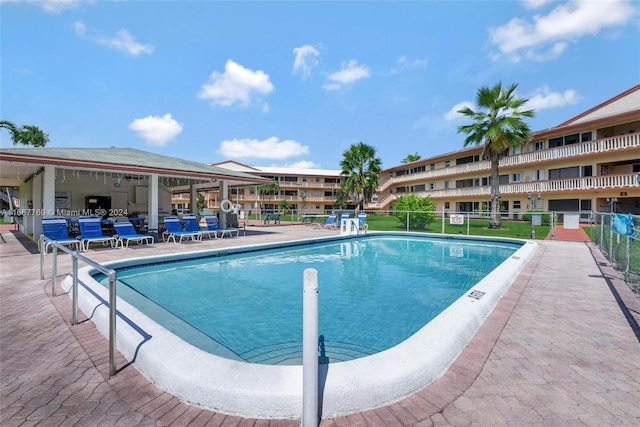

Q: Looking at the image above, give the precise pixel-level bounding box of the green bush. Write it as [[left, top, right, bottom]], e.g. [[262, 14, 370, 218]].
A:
[[394, 194, 437, 229], [521, 210, 551, 226]]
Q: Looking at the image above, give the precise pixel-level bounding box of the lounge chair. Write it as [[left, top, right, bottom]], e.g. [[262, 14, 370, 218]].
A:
[[163, 216, 202, 243], [41, 217, 81, 253], [182, 214, 208, 238], [357, 214, 368, 233], [78, 216, 116, 251], [227, 213, 246, 236], [205, 216, 238, 238], [113, 222, 154, 248], [314, 215, 337, 229]]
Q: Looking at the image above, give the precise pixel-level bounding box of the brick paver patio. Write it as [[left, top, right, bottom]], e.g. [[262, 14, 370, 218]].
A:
[[1, 225, 639, 426]]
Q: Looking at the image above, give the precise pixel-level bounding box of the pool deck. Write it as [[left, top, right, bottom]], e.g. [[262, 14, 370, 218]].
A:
[[1, 224, 639, 426]]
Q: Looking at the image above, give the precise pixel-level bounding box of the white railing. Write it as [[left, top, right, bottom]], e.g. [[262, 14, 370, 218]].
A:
[[377, 133, 640, 192], [369, 173, 640, 208]]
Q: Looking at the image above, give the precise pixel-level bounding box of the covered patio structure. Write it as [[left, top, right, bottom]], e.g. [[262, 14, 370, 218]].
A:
[[0, 147, 269, 241]]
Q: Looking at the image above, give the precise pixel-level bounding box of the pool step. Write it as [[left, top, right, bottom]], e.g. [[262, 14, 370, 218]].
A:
[[240, 340, 379, 365]]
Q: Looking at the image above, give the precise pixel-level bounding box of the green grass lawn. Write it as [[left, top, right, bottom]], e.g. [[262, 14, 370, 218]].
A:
[[365, 215, 551, 240]]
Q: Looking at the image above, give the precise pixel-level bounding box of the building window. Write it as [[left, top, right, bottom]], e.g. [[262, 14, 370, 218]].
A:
[[533, 169, 545, 181], [444, 181, 450, 189], [315, 177, 320, 182], [549, 137, 563, 148], [429, 182, 434, 190], [534, 141, 545, 150], [512, 172, 522, 182], [582, 165, 593, 177], [565, 133, 579, 145], [513, 200, 521, 209], [445, 161, 450, 168], [444, 202, 450, 209], [430, 163, 435, 170], [581, 132, 592, 142], [315, 205, 320, 209], [549, 166, 579, 180]]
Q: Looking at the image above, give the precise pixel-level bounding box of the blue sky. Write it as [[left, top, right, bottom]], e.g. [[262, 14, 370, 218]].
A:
[[1, 0, 638, 171]]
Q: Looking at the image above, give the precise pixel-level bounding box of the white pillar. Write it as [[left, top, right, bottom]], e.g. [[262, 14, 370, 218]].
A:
[[302, 268, 319, 427], [220, 180, 229, 227]]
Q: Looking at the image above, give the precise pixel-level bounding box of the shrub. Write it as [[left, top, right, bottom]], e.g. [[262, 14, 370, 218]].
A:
[[394, 194, 437, 229]]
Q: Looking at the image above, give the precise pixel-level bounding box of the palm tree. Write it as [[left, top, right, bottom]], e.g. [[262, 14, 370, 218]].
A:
[[401, 152, 421, 164], [457, 82, 535, 229], [339, 142, 382, 213], [1, 120, 49, 147], [258, 180, 280, 213]]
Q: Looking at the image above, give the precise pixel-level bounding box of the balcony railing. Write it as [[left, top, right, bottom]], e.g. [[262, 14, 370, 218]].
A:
[[369, 173, 640, 208], [377, 133, 640, 192]]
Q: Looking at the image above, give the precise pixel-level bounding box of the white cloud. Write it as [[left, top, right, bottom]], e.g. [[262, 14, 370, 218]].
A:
[[323, 60, 370, 90], [444, 101, 475, 121], [489, 0, 637, 62], [73, 21, 154, 56], [292, 44, 320, 79], [522, 0, 556, 10], [217, 137, 309, 159], [283, 161, 321, 169], [128, 114, 183, 146], [388, 56, 429, 75], [0, 0, 90, 14], [199, 60, 274, 108], [526, 85, 580, 110]]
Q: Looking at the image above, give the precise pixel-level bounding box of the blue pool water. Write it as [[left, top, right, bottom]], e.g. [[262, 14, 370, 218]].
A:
[[97, 235, 521, 365]]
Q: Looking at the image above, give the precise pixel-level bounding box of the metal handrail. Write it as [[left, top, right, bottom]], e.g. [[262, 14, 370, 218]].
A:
[[39, 235, 119, 377]]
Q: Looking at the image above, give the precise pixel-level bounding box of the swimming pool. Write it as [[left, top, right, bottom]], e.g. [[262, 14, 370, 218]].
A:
[[95, 235, 521, 365], [66, 232, 537, 418]]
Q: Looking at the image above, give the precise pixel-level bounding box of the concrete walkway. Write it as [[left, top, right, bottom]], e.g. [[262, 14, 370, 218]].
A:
[[1, 226, 639, 426]]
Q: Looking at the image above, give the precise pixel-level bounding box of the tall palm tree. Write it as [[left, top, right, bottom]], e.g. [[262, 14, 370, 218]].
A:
[[457, 82, 535, 229], [0, 120, 49, 147], [339, 142, 382, 213], [401, 152, 421, 164]]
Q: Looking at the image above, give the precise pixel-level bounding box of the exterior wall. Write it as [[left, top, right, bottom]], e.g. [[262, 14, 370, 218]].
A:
[[372, 115, 640, 217], [186, 164, 344, 215]]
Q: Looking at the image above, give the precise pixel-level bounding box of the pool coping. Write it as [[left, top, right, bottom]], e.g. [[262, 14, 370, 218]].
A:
[[61, 232, 538, 419]]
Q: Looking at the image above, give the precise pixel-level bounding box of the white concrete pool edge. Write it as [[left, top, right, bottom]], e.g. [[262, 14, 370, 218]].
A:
[[62, 233, 538, 419]]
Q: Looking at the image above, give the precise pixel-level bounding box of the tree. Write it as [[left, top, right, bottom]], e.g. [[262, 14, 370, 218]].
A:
[[394, 194, 437, 230], [258, 180, 280, 213], [339, 142, 382, 213], [0, 120, 49, 147], [196, 193, 207, 213], [401, 152, 421, 164], [333, 189, 348, 210], [278, 199, 290, 213], [457, 82, 535, 229], [299, 190, 308, 215]]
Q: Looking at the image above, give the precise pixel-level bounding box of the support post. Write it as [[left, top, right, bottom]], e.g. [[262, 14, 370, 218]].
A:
[[72, 256, 79, 325], [302, 268, 319, 427], [52, 246, 57, 297], [108, 270, 117, 377]]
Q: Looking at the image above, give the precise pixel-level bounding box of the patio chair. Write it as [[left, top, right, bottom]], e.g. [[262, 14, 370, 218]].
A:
[[163, 216, 202, 243], [357, 214, 368, 233], [205, 216, 238, 238], [41, 217, 81, 253], [314, 215, 337, 229], [78, 216, 116, 251], [113, 222, 154, 248], [182, 214, 211, 239]]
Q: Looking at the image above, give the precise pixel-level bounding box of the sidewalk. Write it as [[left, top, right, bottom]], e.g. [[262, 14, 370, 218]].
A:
[[1, 227, 639, 426]]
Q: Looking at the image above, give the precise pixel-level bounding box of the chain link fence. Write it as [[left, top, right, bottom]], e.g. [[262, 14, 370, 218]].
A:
[[589, 212, 640, 293]]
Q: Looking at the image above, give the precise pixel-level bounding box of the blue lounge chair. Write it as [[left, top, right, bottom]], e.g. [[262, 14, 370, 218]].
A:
[[357, 214, 368, 232], [78, 216, 116, 251], [41, 217, 81, 253], [205, 216, 238, 238], [163, 216, 202, 243], [182, 214, 210, 239], [314, 215, 337, 229], [113, 222, 154, 248]]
